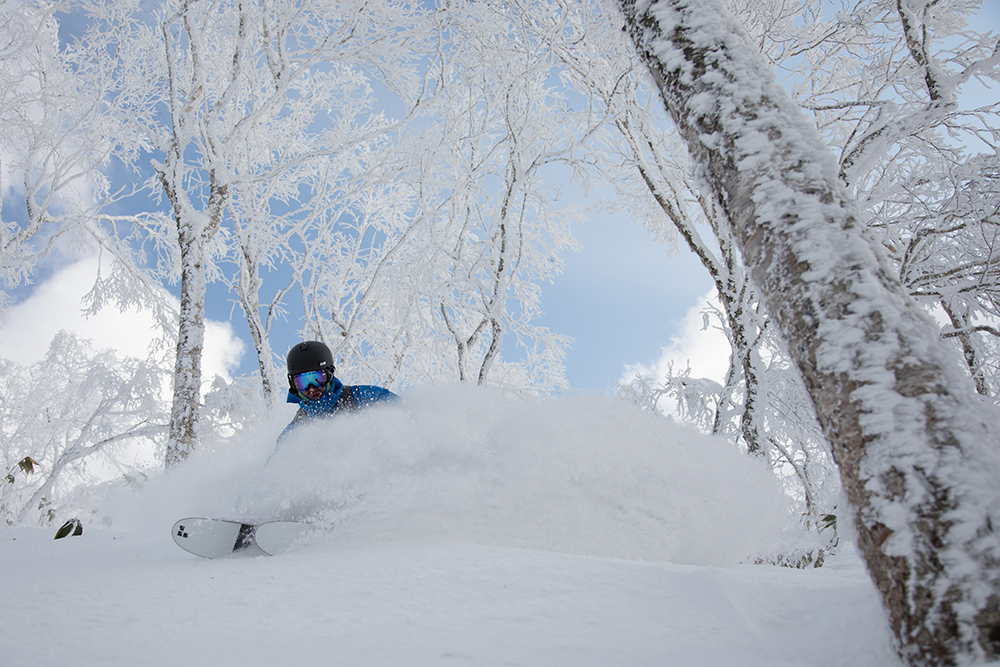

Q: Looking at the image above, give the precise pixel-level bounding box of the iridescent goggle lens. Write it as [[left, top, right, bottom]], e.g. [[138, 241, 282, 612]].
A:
[[292, 369, 331, 393]]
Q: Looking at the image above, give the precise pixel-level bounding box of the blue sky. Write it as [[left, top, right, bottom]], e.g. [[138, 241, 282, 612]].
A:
[[535, 209, 715, 391]]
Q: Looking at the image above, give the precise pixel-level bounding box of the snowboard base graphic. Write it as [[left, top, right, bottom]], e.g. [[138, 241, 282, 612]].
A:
[[172, 518, 314, 558]]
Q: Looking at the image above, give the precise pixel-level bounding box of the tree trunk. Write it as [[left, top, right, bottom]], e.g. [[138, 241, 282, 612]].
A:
[[165, 227, 207, 467], [619, 0, 1000, 664], [164, 176, 227, 468], [941, 300, 990, 397], [625, 120, 766, 455], [237, 251, 280, 401]]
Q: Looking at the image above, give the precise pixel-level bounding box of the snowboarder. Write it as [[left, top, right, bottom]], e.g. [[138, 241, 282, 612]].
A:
[[275, 340, 397, 445]]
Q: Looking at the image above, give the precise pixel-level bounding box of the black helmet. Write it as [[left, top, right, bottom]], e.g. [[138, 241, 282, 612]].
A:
[[286, 340, 334, 377]]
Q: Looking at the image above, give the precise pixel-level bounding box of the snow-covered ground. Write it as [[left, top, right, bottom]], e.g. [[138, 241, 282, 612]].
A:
[[4, 528, 897, 666], [2, 386, 901, 666]]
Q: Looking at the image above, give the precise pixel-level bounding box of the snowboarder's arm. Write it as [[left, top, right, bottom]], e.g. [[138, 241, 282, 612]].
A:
[[350, 385, 398, 407]]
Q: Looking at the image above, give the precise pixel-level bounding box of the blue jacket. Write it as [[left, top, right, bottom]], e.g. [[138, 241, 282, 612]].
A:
[[276, 376, 397, 445]]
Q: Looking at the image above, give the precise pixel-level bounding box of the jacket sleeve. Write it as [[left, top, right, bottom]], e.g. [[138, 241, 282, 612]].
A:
[[350, 385, 398, 407]]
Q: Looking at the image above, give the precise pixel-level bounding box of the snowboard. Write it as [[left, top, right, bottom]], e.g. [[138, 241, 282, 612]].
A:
[[171, 518, 314, 558]]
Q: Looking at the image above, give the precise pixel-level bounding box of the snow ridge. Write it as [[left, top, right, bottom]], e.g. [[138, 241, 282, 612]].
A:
[[114, 385, 789, 567]]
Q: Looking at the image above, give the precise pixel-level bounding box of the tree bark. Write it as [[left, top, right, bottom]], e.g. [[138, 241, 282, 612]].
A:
[[619, 0, 1000, 664], [163, 174, 227, 468], [165, 231, 206, 468]]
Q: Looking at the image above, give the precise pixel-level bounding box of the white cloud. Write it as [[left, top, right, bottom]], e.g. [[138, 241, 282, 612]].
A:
[[620, 290, 731, 386], [0, 255, 244, 384]]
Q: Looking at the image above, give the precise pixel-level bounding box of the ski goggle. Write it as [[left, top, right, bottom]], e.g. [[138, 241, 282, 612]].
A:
[[291, 368, 332, 393]]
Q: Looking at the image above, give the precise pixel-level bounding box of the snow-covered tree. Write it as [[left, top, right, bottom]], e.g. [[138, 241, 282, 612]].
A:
[[507, 0, 832, 524], [872, 153, 1000, 395], [0, 0, 153, 317], [620, 0, 1000, 663], [521, 0, 999, 540], [745, 0, 1000, 396], [417, 1, 590, 389], [0, 331, 167, 525], [68, 0, 446, 465], [290, 0, 595, 394], [22, 0, 598, 471], [216, 1, 446, 400]]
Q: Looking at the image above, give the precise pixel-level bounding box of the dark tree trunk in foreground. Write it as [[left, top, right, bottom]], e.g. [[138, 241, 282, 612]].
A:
[[619, 0, 1000, 664]]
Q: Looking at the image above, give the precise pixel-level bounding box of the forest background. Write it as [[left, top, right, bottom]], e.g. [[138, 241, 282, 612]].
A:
[[2, 0, 998, 533]]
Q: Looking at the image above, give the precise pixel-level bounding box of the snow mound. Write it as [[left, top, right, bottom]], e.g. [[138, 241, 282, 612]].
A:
[[115, 385, 789, 566]]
